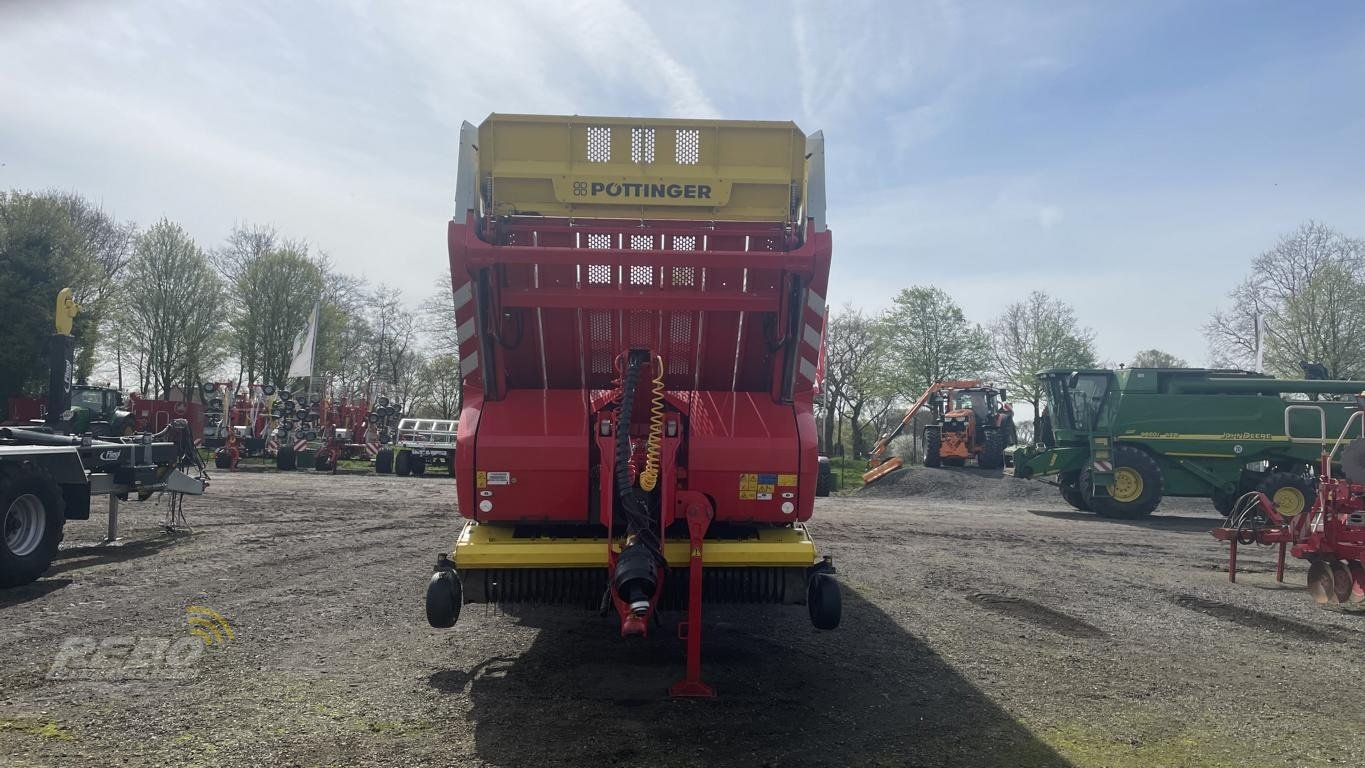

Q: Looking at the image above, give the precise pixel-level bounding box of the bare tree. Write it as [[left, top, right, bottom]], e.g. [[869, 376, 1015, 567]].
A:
[[1207, 221, 1365, 377], [118, 219, 224, 397], [416, 353, 461, 418], [989, 291, 1097, 432], [823, 305, 897, 460], [419, 270, 460, 358], [1130, 349, 1188, 368], [367, 286, 418, 394]]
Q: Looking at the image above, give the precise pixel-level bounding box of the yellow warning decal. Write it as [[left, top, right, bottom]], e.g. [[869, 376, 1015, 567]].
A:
[[739, 473, 757, 490], [777, 474, 797, 486], [739, 490, 757, 500], [476, 471, 488, 489]]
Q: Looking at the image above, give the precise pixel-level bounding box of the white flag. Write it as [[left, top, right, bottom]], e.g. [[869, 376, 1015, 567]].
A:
[[287, 301, 320, 378]]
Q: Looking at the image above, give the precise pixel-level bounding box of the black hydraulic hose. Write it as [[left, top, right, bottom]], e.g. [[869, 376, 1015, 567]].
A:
[[614, 351, 665, 564]]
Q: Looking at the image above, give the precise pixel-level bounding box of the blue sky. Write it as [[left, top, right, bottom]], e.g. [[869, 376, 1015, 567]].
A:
[[2, 0, 1363, 366]]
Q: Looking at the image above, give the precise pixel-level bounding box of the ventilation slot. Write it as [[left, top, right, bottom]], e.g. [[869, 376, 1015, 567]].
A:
[[675, 129, 700, 164], [589, 310, 612, 374], [667, 313, 693, 375], [631, 127, 655, 163], [587, 126, 611, 162], [587, 233, 612, 286]]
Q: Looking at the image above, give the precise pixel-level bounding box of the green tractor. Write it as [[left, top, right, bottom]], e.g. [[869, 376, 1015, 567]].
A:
[[57, 385, 135, 437], [1011, 367, 1365, 519]]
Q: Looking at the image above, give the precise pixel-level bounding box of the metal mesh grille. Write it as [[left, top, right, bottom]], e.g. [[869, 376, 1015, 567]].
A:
[[589, 310, 612, 374], [675, 129, 700, 164], [670, 266, 695, 287], [668, 314, 692, 374], [587, 233, 612, 286], [587, 126, 611, 162], [629, 234, 654, 286], [629, 311, 652, 347], [630, 127, 655, 163], [671, 235, 696, 250], [629, 234, 653, 250], [587, 233, 612, 249]]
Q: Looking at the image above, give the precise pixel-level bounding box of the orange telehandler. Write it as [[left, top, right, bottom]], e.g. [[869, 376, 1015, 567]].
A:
[[862, 380, 1016, 484]]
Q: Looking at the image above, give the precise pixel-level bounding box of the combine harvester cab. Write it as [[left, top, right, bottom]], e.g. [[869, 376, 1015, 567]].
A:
[[426, 114, 839, 697]]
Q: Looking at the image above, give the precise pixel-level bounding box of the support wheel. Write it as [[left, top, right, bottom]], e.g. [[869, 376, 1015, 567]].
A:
[[0, 466, 66, 588], [923, 427, 941, 468], [375, 448, 393, 474], [410, 456, 427, 477], [426, 570, 461, 628], [447, 452, 457, 478], [276, 446, 297, 471], [214, 451, 232, 470], [394, 450, 411, 477], [1212, 489, 1238, 517], [1085, 445, 1162, 519], [807, 573, 841, 630], [1257, 472, 1314, 518], [314, 451, 335, 472], [1059, 481, 1090, 512]]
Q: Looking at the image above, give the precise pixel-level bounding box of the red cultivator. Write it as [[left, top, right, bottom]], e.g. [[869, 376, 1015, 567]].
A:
[[1213, 452, 1365, 605]]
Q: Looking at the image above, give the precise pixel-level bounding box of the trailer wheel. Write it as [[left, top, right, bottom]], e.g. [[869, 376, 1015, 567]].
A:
[[807, 573, 841, 630], [314, 451, 335, 472], [1212, 490, 1238, 517], [375, 448, 393, 474], [1059, 476, 1090, 512], [978, 429, 1005, 470], [1257, 472, 1315, 518], [446, 452, 457, 478], [395, 450, 412, 477], [426, 570, 462, 628], [1087, 445, 1162, 519], [214, 451, 233, 470], [276, 446, 297, 471], [815, 456, 833, 497], [0, 465, 65, 588], [923, 427, 941, 468], [410, 456, 427, 477]]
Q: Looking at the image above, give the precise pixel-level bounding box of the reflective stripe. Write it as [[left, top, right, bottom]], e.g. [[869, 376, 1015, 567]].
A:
[[460, 352, 480, 378], [798, 357, 818, 382], [805, 289, 825, 316], [452, 281, 474, 310], [802, 324, 821, 350], [457, 317, 477, 345]]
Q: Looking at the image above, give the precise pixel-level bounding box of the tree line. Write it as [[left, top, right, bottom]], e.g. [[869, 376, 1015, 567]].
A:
[[0, 190, 462, 419]]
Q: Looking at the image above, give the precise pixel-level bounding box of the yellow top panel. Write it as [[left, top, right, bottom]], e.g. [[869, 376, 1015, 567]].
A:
[[477, 113, 808, 222]]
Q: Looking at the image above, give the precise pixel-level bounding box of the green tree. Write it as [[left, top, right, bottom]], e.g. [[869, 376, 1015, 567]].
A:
[[882, 286, 990, 395], [1130, 349, 1188, 368], [823, 306, 897, 459], [989, 291, 1097, 431]]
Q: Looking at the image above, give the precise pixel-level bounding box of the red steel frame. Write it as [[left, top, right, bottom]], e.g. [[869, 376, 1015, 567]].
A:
[[447, 211, 832, 695]]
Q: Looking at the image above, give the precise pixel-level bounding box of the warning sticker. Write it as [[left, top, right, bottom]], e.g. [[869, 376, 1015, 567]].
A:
[[758, 473, 778, 486], [757, 484, 775, 495], [739, 473, 757, 490], [777, 473, 797, 487], [757, 492, 773, 501], [486, 471, 511, 485], [476, 471, 488, 489], [739, 490, 757, 500]]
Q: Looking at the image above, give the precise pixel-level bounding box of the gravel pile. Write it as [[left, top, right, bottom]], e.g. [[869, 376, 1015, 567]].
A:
[[857, 465, 1060, 502]]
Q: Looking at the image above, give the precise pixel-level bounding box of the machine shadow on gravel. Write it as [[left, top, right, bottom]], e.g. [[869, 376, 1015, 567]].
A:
[[1027, 508, 1216, 534], [429, 590, 1072, 768], [47, 535, 188, 576]]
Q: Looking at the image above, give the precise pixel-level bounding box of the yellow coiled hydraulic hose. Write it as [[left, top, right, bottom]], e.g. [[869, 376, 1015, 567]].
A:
[[638, 355, 665, 492]]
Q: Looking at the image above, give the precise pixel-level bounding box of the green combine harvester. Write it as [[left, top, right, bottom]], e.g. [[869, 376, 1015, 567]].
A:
[[1011, 368, 1365, 518]]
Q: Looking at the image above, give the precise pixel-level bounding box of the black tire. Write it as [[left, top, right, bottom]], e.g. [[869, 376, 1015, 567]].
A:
[[426, 570, 462, 628], [942, 457, 965, 468], [214, 451, 232, 470], [807, 572, 841, 630], [375, 448, 393, 474], [276, 446, 297, 471], [314, 452, 335, 472], [0, 465, 66, 588], [923, 427, 942, 468], [1059, 472, 1090, 512], [410, 456, 427, 477], [978, 429, 1005, 470], [815, 456, 833, 497], [1212, 489, 1238, 517], [1085, 445, 1162, 519], [1256, 471, 1315, 518], [447, 452, 457, 478], [395, 450, 412, 477]]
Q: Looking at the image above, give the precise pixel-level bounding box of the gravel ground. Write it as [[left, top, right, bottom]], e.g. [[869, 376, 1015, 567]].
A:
[[1, 467, 1362, 767]]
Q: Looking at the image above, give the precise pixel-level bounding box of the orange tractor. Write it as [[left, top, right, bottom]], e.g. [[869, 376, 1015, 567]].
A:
[[863, 380, 1016, 483]]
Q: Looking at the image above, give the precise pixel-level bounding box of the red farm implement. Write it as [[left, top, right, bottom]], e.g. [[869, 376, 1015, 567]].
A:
[[1213, 407, 1365, 604], [424, 114, 840, 697]]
